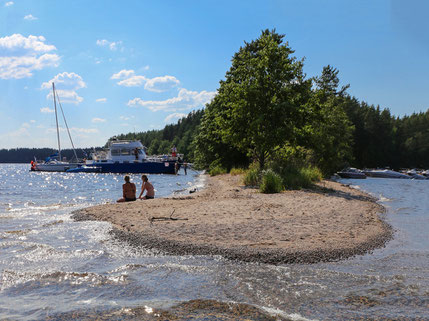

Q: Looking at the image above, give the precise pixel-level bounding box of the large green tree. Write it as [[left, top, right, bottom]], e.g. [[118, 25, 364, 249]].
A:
[[200, 29, 311, 169], [193, 95, 248, 170], [304, 65, 354, 174]]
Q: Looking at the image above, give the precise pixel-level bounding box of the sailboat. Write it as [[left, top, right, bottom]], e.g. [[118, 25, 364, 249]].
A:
[[30, 83, 82, 172]]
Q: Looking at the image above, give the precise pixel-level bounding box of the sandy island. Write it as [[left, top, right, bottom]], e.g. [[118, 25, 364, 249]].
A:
[[72, 174, 392, 264]]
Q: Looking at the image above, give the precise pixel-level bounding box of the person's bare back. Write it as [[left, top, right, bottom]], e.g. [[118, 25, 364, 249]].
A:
[[117, 176, 136, 202], [123, 182, 136, 199]]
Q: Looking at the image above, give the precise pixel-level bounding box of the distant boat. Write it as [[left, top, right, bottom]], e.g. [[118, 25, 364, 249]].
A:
[[337, 167, 366, 179], [363, 169, 410, 179], [422, 169, 429, 177], [66, 138, 181, 174], [31, 153, 80, 172], [406, 169, 428, 180], [30, 83, 82, 172]]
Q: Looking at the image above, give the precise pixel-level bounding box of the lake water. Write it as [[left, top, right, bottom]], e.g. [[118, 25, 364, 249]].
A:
[[0, 164, 428, 320]]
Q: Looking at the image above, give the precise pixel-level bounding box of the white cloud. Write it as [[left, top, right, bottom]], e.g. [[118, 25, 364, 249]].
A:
[[111, 70, 178, 91], [144, 75, 180, 92], [0, 121, 34, 142], [91, 117, 106, 123], [117, 75, 147, 87], [96, 39, 123, 51], [24, 14, 38, 21], [119, 115, 133, 121], [46, 127, 98, 134], [111, 69, 135, 80], [70, 127, 98, 134], [165, 113, 186, 123], [3, 125, 30, 138], [0, 34, 59, 79], [111, 69, 147, 87], [128, 88, 216, 112], [96, 98, 107, 103], [40, 107, 54, 113], [5, 1, 14, 7], [0, 34, 55, 53], [41, 72, 86, 90], [96, 39, 108, 47], [53, 89, 84, 104], [30, 119, 36, 123], [41, 72, 86, 104]]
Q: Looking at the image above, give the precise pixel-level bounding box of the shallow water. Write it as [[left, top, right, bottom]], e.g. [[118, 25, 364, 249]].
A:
[[0, 164, 428, 320]]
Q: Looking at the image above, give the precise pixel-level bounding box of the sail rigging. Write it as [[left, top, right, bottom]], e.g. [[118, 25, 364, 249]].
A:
[[52, 82, 78, 162]]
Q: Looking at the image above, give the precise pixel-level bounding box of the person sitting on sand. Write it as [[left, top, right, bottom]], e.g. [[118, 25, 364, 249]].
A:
[[117, 175, 136, 202], [138, 174, 155, 200]]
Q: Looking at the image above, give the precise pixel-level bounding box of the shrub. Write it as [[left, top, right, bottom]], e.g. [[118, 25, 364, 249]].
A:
[[282, 168, 311, 189], [209, 165, 227, 176], [281, 165, 322, 189], [300, 166, 322, 182], [243, 167, 261, 186], [260, 169, 283, 193], [230, 168, 246, 176]]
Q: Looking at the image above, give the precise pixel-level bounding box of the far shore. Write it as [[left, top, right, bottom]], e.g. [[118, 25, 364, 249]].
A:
[[72, 174, 392, 264]]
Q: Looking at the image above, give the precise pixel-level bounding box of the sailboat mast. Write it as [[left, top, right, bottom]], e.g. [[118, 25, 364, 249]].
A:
[[52, 82, 61, 161]]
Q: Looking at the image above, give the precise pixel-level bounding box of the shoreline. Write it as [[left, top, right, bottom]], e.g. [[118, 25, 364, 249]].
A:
[[72, 174, 392, 264]]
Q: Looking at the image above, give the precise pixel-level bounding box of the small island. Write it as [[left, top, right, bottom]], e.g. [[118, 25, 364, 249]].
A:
[[73, 174, 392, 265]]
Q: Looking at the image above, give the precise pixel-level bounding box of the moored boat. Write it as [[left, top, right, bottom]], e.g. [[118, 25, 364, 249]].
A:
[[406, 169, 428, 180], [337, 167, 366, 179], [31, 155, 81, 172], [67, 138, 181, 174], [422, 169, 429, 177], [30, 83, 83, 172], [363, 169, 410, 179]]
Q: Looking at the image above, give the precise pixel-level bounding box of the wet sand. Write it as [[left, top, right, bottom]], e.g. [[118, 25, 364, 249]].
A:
[[72, 174, 392, 264]]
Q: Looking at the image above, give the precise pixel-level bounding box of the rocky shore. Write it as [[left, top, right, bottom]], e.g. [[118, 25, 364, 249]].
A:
[[72, 174, 392, 264]]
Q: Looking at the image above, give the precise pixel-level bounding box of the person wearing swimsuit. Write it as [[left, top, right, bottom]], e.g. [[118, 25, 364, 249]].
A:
[[138, 174, 155, 200], [117, 175, 136, 202]]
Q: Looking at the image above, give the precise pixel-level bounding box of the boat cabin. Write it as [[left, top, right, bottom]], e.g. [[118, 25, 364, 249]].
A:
[[88, 139, 147, 164]]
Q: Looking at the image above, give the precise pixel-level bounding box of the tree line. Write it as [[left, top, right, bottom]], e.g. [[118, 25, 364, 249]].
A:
[[0, 148, 95, 163], [2, 30, 429, 174]]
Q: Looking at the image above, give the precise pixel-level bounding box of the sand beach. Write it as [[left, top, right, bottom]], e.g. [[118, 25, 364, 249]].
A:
[[72, 174, 392, 264]]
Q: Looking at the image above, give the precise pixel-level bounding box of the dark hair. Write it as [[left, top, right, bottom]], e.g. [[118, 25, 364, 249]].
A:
[[141, 174, 148, 182], [124, 175, 130, 182]]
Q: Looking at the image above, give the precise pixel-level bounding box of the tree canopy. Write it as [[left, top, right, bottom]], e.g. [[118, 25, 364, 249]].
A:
[[193, 29, 353, 175], [212, 30, 312, 169]]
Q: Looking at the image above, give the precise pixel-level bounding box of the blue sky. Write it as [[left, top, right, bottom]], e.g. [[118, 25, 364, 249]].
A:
[[1, 0, 428, 149]]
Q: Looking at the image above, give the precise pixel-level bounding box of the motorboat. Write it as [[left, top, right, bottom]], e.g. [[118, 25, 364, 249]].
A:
[[363, 169, 410, 179], [337, 167, 366, 179], [31, 83, 82, 172], [67, 138, 181, 174], [406, 169, 428, 180], [422, 169, 429, 177]]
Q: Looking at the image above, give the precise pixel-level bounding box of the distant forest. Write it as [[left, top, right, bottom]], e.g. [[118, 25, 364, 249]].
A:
[[3, 103, 429, 170], [117, 100, 429, 170], [0, 148, 97, 164]]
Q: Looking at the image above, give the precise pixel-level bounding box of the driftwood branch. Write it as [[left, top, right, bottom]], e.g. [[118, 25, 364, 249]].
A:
[[148, 209, 188, 226]]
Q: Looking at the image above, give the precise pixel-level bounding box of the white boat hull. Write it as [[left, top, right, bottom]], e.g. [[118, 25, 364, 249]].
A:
[[33, 162, 80, 172], [363, 169, 410, 179]]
